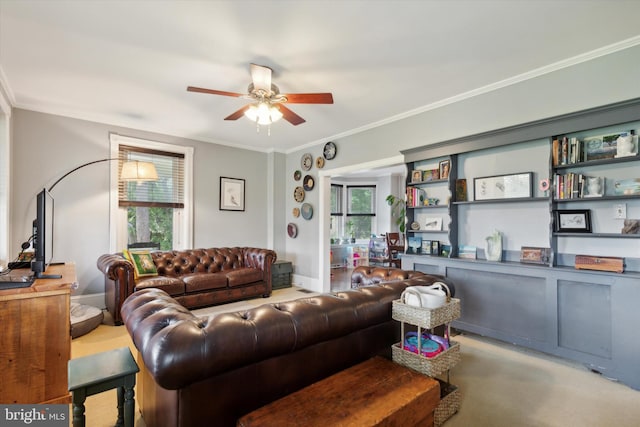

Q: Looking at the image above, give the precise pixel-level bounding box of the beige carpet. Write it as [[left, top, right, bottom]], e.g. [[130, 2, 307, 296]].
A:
[[71, 288, 640, 426]]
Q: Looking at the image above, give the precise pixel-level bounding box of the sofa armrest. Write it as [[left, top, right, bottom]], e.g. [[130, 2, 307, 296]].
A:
[[97, 253, 136, 325], [97, 253, 134, 280], [242, 248, 277, 270]]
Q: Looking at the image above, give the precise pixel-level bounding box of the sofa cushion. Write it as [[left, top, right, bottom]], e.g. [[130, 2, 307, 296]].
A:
[[135, 276, 185, 296], [183, 272, 228, 293], [226, 268, 263, 287]]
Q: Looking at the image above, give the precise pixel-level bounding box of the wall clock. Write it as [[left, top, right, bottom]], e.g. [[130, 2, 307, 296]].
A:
[[323, 142, 337, 160], [301, 153, 313, 171]]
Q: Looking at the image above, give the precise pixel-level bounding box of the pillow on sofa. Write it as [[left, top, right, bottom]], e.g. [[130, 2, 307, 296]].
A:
[[123, 249, 158, 279]]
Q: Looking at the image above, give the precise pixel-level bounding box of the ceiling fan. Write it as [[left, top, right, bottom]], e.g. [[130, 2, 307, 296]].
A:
[[187, 64, 333, 129]]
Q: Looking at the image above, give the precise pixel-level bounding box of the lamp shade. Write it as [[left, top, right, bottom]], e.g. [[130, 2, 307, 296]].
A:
[[120, 160, 158, 181]]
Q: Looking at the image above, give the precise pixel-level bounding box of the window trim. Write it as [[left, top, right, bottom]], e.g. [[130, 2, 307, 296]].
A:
[[109, 133, 193, 252]]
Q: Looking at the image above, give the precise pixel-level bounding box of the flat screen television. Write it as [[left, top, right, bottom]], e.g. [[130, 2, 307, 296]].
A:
[[31, 188, 61, 279]]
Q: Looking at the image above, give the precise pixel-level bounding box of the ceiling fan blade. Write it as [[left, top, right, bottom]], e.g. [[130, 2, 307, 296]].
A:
[[283, 93, 334, 104], [250, 63, 272, 93], [224, 105, 251, 121], [279, 105, 306, 126], [187, 86, 245, 97]]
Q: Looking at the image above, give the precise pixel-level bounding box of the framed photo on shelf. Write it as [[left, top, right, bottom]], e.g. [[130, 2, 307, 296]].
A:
[[455, 179, 468, 201], [411, 170, 423, 183], [474, 172, 532, 201], [220, 177, 245, 211], [430, 240, 441, 256], [421, 240, 431, 253], [519, 247, 551, 265], [553, 209, 592, 233], [458, 245, 477, 259], [424, 217, 442, 231], [439, 160, 451, 180]]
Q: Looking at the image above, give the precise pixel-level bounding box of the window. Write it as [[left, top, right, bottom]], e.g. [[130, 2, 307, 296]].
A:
[[347, 185, 376, 239], [110, 134, 193, 252], [330, 184, 343, 240]]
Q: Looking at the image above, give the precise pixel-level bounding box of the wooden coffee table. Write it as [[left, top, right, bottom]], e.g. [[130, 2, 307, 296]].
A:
[[237, 356, 440, 427]]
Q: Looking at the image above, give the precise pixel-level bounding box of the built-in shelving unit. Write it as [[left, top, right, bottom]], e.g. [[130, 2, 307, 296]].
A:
[[399, 98, 640, 391]]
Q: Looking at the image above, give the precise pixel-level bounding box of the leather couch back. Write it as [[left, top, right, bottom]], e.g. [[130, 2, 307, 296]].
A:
[[151, 247, 262, 277], [351, 266, 427, 287]]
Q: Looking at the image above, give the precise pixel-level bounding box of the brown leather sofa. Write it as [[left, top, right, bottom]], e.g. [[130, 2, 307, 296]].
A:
[[121, 267, 451, 427], [97, 247, 276, 325]]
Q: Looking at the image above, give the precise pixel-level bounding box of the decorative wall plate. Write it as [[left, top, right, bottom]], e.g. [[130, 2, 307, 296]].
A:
[[292, 207, 300, 218], [323, 141, 337, 160], [287, 223, 298, 238], [301, 153, 313, 171], [315, 156, 325, 169], [294, 186, 305, 202], [301, 203, 313, 220], [303, 175, 315, 191], [294, 170, 302, 181], [410, 221, 420, 230]]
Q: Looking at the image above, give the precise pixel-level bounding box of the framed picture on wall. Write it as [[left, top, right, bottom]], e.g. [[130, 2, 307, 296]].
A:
[[220, 177, 245, 211]]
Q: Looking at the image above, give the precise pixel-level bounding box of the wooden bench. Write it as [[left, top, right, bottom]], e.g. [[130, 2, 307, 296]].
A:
[[237, 356, 440, 427]]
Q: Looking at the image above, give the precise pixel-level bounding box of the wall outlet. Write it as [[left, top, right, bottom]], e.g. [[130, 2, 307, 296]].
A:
[[614, 203, 627, 219]]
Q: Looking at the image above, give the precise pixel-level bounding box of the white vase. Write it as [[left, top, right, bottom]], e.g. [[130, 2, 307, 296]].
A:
[[485, 230, 502, 262]]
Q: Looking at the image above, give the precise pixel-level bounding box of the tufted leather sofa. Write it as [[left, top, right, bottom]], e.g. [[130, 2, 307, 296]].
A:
[[97, 247, 276, 325], [120, 267, 452, 427]]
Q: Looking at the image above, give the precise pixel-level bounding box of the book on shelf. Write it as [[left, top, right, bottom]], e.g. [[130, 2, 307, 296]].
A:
[[553, 173, 604, 199], [406, 186, 427, 207], [553, 136, 584, 166]]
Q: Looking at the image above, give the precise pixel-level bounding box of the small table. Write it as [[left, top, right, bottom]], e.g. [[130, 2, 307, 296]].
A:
[[237, 356, 440, 427], [68, 347, 139, 427]]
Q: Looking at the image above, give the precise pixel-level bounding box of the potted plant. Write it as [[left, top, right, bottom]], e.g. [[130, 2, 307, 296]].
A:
[[346, 220, 356, 243], [385, 194, 406, 233]]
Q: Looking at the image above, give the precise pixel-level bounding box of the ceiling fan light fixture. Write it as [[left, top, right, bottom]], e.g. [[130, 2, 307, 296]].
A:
[[244, 102, 283, 125]]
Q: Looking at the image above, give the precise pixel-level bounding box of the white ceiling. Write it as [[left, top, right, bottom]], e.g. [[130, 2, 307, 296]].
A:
[[1, 0, 640, 153]]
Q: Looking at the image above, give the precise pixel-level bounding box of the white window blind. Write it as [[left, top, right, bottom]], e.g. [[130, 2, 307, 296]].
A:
[[118, 145, 185, 208]]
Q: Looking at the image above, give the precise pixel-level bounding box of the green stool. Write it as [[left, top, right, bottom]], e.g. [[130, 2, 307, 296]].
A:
[[68, 347, 139, 427]]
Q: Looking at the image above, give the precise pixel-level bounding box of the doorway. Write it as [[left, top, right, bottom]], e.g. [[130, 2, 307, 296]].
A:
[[317, 157, 406, 293]]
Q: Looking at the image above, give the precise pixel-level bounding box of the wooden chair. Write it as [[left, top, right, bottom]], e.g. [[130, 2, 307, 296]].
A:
[[385, 233, 404, 268]]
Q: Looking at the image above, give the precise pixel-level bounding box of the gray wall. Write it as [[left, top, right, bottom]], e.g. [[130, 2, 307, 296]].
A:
[[10, 109, 273, 298], [7, 44, 640, 297], [286, 44, 640, 288]]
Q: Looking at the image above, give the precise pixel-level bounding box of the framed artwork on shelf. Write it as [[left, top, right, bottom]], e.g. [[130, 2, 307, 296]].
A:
[[458, 245, 477, 259], [455, 179, 468, 201], [411, 170, 423, 183], [424, 217, 442, 231], [430, 240, 441, 256], [474, 172, 532, 201], [584, 131, 631, 161], [439, 160, 451, 180], [554, 209, 592, 233], [520, 247, 551, 265], [421, 240, 431, 253], [220, 177, 245, 211]]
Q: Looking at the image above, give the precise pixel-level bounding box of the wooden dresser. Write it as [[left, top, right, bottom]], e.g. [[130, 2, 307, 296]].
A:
[[0, 263, 76, 404]]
